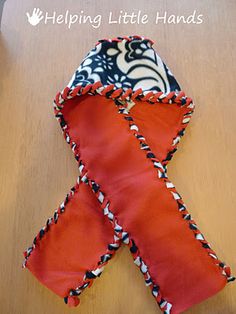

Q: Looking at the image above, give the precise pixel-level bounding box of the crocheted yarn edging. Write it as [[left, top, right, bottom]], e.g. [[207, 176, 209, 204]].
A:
[[95, 35, 155, 47]]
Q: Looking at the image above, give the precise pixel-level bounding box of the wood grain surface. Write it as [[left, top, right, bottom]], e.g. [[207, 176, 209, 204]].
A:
[[0, 1, 235, 313]]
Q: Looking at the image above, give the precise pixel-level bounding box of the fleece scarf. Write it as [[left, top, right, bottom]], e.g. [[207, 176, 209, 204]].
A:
[[22, 35, 234, 314]]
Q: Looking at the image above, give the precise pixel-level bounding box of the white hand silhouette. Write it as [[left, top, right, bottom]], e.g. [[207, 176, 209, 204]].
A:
[[26, 8, 43, 26]]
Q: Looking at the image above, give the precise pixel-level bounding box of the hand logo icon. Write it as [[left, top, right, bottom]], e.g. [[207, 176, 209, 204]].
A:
[[26, 8, 43, 26]]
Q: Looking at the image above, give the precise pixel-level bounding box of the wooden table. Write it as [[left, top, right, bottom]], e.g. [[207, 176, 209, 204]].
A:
[[0, 1, 235, 313]]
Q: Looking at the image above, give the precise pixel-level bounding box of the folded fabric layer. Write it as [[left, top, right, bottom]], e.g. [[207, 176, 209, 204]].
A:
[[23, 35, 234, 313], [23, 179, 119, 307]]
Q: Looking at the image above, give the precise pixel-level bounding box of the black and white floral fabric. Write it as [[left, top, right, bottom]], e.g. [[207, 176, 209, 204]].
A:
[[67, 36, 181, 94]]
